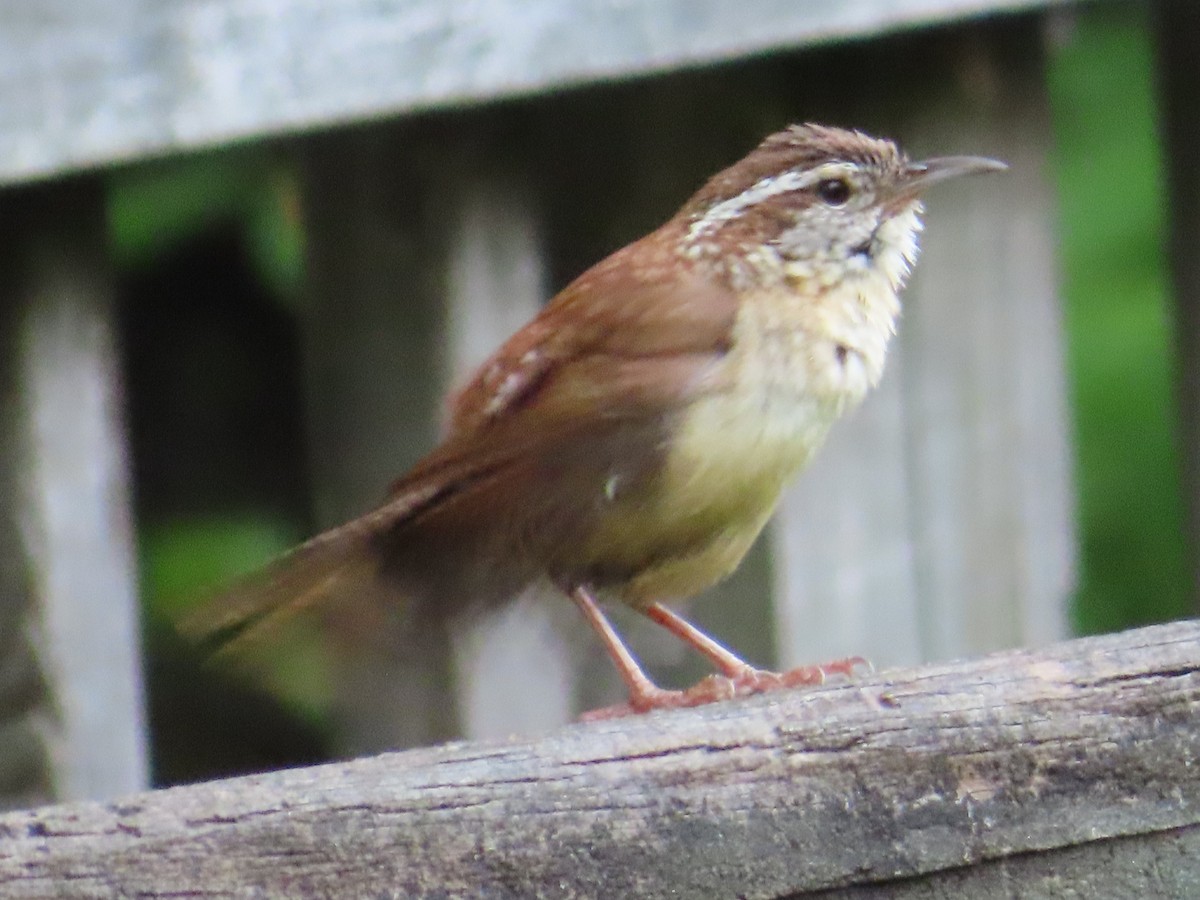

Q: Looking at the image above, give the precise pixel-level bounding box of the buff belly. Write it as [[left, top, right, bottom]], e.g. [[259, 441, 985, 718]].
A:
[[580, 279, 897, 606], [634, 372, 843, 600]]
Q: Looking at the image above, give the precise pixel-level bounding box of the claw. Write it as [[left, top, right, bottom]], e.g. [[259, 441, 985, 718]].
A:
[[579, 656, 874, 721], [579, 675, 739, 721], [780, 655, 870, 687]]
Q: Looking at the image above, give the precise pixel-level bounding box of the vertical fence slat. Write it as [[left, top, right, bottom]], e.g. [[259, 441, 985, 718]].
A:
[[0, 181, 147, 805], [442, 171, 578, 740], [303, 125, 573, 748], [531, 90, 785, 703], [772, 350, 923, 669], [301, 128, 459, 754], [901, 26, 1074, 657], [773, 21, 1073, 669]]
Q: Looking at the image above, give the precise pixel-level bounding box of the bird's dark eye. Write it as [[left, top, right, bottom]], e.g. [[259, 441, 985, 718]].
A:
[[816, 177, 852, 206]]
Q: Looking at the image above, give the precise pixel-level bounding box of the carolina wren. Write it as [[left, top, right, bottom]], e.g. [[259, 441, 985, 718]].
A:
[[187, 124, 1005, 718]]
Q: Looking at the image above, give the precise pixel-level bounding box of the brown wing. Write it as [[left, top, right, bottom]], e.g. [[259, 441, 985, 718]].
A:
[[184, 235, 736, 653], [445, 233, 734, 439]]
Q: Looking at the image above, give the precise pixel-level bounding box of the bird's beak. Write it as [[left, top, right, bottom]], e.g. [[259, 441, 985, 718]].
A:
[[886, 155, 1008, 212]]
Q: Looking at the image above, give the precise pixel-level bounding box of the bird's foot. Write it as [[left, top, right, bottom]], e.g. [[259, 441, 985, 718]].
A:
[[713, 655, 870, 695], [578, 675, 737, 721], [778, 655, 872, 687], [579, 656, 872, 721]]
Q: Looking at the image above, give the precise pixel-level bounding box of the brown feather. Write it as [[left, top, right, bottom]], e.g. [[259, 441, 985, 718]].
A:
[[446, 229, 735, 436], [184, 245, 737, 650]]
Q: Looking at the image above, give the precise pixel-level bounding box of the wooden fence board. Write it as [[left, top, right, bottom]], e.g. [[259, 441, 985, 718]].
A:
[[774, 20, 1073, 670], [300, 126, 460, 754], [0, 183, 147, 807], [0, 0, 1073, 185], [0, 620, 1196, 897]]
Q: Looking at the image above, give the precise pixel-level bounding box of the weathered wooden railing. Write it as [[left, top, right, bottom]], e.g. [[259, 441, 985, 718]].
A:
[[1, 620, 1197, 897]]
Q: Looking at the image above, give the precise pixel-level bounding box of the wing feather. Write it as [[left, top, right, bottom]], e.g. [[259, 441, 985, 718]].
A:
[[183, 240, 737, 654]]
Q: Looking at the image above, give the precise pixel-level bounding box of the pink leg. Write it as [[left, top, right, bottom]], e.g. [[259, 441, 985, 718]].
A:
[[643, 603, 872, 699], [573, 588, 870, 721], [642, 603, 783, 691], [569, 586, 685, 715]]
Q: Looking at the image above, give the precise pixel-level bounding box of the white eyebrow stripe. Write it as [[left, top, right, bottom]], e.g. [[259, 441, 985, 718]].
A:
[[687, 170, 813, 241]]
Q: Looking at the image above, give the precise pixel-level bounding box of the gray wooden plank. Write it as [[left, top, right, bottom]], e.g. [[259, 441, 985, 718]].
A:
[[774, 21, 1073, 670], [0, 0, 1072, 186], [1, 620, 1197, 897], [300, 123, 576, 748], [300, 126, 460, 754], [527, 86, 787, 706], [773, 331, 922, 669], [0, 182, 147, 805], [899, 26, 1074, 657], [440, 169, 578, 740]]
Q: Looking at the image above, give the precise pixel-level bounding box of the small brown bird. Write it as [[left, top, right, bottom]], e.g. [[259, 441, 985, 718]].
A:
[[187, 124, 1005, 718]]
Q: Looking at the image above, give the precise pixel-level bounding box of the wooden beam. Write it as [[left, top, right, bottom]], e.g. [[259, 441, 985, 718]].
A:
[[0, 181, 147, 807], [1, 620, 1197, 897], [0, 0, 1073, 186]]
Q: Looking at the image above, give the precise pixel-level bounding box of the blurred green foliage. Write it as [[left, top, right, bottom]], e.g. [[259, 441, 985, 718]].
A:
[[108, 150, 328, 764], [140, 514, 299, 620], [1047, 4, 1190, 632], [108, 148, 304, 302], [109, 147, 307, 617], [140, 517, 333, 764]]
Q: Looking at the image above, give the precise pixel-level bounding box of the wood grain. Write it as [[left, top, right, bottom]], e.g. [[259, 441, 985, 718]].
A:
[[1, 620, 1196, 898], [0, 0, 1072, 186]]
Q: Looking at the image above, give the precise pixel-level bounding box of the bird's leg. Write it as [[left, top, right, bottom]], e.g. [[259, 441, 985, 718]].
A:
[[570, 586, 690, 716], [641, 602, 783, 692], [573, 588, 869, 721], [644, 603, 872, 698]]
